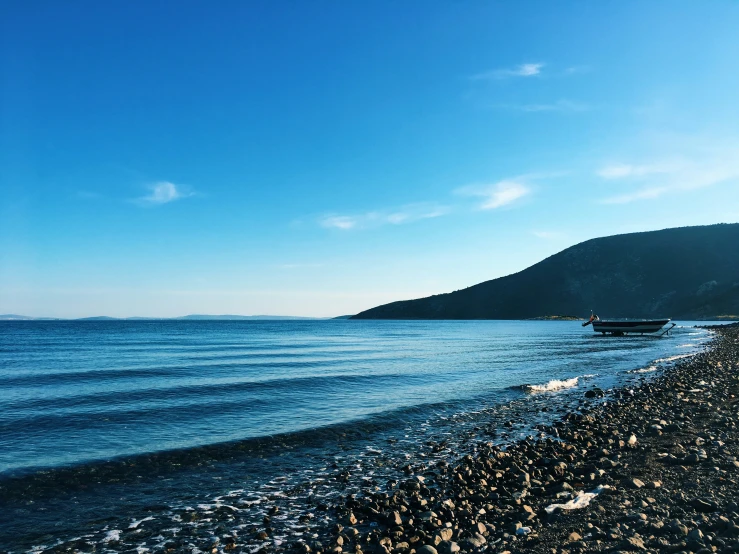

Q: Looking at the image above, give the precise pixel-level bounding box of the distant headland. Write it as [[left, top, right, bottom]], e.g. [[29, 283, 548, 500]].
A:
[[352, 223, 739, 320]]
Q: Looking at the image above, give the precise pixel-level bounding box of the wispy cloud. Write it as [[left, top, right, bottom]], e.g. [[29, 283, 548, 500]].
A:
[[600, 187, 669, 205], [471, 62, 544, 81], [597, 163, 679, 179], [597, 146, 739, 204], [456, 180, 531, 210], [320, 173, 558, 230], [320, 203, 449, 231], [320, 215, 358, 230], [136, 181, 193, 206]]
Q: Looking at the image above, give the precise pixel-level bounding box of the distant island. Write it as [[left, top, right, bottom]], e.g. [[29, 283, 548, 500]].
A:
[[526, 315, 585, 321], [352, 223, 739, 320], [0, 314, 327, 321], [176, 315, 322, 321]]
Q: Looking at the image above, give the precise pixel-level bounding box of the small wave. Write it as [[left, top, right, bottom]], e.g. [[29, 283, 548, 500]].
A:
[[630, 366, 657, 374], [103, 530, 122, 543], [128, 516, 154, 529], [654, 353, 695, 363], [522, 377, 579, 393]]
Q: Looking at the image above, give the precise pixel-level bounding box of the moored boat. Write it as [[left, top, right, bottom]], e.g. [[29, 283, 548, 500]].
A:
[[582, 313, 675, 335]]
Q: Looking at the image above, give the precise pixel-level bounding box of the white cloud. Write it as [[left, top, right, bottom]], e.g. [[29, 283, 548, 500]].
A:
[[596, 163, 679, 179], [456, 180, 531, 210], [320, 204, 449, 231], [514, 63, 544, 77], [597, 145, 739, 204], [136, 181, 192, 205], [471, 62, 544, 81], [597, 164, 636, 179], [600, 187, 669, 205], [320, 215, 357, 230]]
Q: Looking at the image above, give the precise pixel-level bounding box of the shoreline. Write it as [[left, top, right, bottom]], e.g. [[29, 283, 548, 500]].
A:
[[3, 327, 735, 553], [286, 326, 739, 554]]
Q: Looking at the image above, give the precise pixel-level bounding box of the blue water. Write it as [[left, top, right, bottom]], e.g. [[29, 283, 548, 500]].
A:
[[0, 319, 716, 551], [0, 319, 711, 475]]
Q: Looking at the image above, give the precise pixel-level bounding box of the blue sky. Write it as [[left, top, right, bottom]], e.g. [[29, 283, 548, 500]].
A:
[[2, 1, 739, 318]]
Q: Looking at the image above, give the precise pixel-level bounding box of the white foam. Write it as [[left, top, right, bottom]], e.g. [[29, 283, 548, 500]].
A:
[[545, 485, 610, 513], [102, 530, 121, 543], [630, 366, 657, 374], [128, 516, 154, 529], [655, 353, 694, 363], [526, 377, 579, 393]]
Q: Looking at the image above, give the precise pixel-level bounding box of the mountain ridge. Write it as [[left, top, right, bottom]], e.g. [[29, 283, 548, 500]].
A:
[[352, 223, 739, 320], [0, 314, 326, 321]]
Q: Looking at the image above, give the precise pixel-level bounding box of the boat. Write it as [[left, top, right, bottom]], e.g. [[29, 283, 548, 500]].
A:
[[582, 313, 675, 336]]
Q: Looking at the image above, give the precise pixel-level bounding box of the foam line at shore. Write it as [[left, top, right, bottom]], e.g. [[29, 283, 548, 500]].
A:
[[654, 353, 696, 363], [524, 377, 579, 393], [629, 365, 657, 373]]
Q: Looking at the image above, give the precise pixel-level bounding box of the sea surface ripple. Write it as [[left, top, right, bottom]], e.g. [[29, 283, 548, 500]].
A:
[[0, 319, 714, 551]]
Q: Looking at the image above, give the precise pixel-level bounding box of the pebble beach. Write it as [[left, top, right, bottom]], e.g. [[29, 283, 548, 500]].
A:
[[279, 325, 739, 554]]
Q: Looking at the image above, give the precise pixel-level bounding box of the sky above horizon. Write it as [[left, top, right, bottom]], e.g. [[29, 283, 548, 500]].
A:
[[2, 1, 739, 318]]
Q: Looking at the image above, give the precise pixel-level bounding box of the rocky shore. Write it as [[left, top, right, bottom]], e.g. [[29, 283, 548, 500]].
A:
[[282, 326, 739, 554], [20, 326, 739, 554]]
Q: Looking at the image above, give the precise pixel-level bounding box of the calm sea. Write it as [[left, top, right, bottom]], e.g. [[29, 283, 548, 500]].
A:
[[0, 320, 715, 551]]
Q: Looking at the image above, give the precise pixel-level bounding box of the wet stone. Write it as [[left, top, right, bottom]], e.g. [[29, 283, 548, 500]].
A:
[[624, 536, 646, 550], [624, 478, 645, 489], [689, 498, 718, 512], [438, 541, 460, 554]]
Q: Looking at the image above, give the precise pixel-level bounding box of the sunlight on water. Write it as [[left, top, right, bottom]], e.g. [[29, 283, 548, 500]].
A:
[[0, 320, 711, 475], [0, 320, 717, 551]]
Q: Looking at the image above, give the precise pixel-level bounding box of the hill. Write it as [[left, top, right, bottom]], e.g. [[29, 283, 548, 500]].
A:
[[176, 315, 321, 320], [352, 223, 739, 320], [0, 315, 325, 321], [0, 314, 36, 320]]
